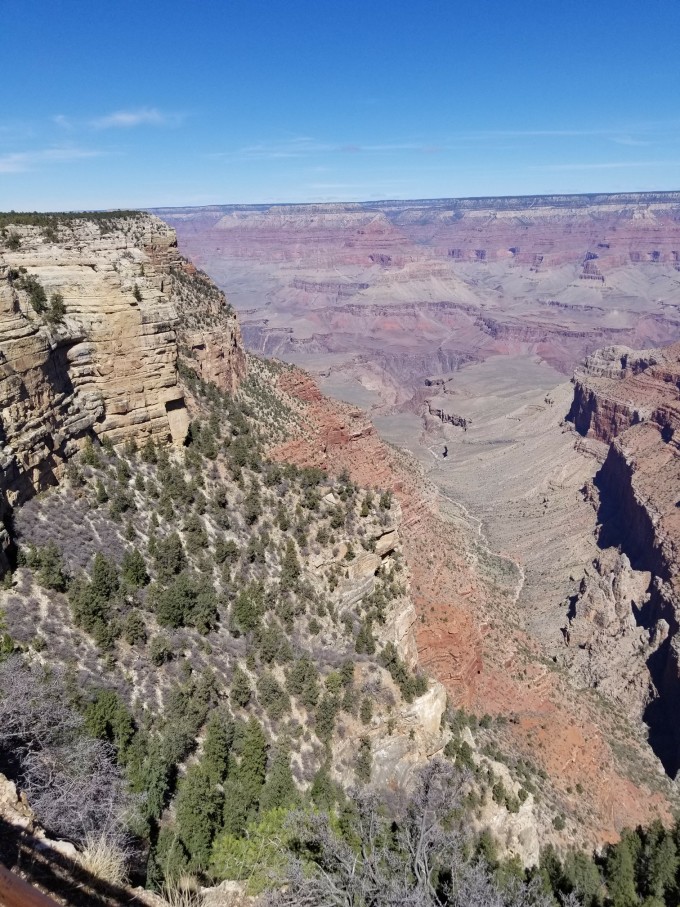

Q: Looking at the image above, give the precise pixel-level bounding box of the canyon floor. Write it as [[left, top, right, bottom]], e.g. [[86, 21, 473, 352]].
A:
[[156, 194, 680, 838], [374, 357, 600, 646]]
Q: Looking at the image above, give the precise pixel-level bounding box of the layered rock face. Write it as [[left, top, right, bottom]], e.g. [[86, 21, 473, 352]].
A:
[[567, 341, 680, 773], [0, 214, 245, 534], [157, 195, 680, 820], [564, 549, 657, 713], [155, 192, 680, 412], [271, 364, 673, 850]]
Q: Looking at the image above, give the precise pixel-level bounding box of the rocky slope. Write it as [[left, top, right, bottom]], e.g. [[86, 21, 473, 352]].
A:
[[0, 216, 509, 901], [157, 194, 680, 805], [567, 341, 680, 774], [0, 215, 245, 559], [268, 366, 674, 850]]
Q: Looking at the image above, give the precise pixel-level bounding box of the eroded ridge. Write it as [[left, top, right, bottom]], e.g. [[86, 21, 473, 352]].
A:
[[567, 342, 680, 773]]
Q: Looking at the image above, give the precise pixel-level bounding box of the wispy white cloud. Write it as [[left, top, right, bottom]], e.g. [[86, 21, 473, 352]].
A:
[[534, 160, 680, 171], [52, 114, 74, 130], [232, 137, 334, 159], [611, 136, 652, 147], [353, 143, 427, 152], [208, 124, 676, 163], [210, 137, 446, 160], [465, 129, 610, 138], [443, 123, 678, 146], [0, 147, 107, 174], [307, 182, 389, 190], [0, 121, 38, 143], [91, 107, 182, 129]]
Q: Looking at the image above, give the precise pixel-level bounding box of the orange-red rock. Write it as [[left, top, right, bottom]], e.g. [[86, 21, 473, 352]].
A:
[[272, 363, 673, 848]]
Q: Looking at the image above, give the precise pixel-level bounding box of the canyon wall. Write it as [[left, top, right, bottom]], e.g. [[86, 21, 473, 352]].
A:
[[0, 207, 676, 848], [158, 193, 680, 808], [567, 341, 680, 773], [0, 214, 246, 548], [269, 365, 674, 849], [154, 192, 680, 413]]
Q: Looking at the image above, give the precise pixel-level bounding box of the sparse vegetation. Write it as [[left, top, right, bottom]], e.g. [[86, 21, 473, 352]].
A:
[[1, 221, 668, 907], [0, 210, 143, 234], [0, 364, 425, 896], [46, 291, 66, 324]]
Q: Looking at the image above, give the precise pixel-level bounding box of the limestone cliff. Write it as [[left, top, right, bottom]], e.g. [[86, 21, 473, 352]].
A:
[[0, 213, 246, 551]]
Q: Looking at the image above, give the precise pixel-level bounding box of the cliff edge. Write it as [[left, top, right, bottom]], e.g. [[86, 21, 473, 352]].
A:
[[0, 213, 246, 552], [568, 341, 680, 774]]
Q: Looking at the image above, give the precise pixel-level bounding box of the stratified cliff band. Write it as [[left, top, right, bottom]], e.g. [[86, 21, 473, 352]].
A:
[[0, 214, 245, 554]]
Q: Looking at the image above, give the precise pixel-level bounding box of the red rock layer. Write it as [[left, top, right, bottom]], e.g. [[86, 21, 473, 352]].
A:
[[156, 195, 680, 391], [271, 366, 672, 848]]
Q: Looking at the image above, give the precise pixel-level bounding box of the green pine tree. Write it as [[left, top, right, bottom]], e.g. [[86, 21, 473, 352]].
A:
[[644, 826, 677, 901], [260, 748, 297, 814], [222, 718, 267, 834], [355, 736, 371, 784], [203, 711, 235, 783], [230, 667, 252, 708], [37, 541, 68, 592], [310, 764, 339, 810], [606, 834, 640, 907], [95, 479, 109, 504], [84, 690, 134, 762], [91, 552, 119, 601], [121, 548, 148, 587], [175, 763, 224, 869]]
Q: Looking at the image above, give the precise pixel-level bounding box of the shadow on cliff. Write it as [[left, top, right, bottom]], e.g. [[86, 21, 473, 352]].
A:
[[593, 461, 645, 569], [0, 814, 150, 907], [643, 637, 680, 778], [594, 460, 680, 778]]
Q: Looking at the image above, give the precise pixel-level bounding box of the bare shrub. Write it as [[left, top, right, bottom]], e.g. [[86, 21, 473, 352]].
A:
[[0, 656, 133, 847], [262, 759, 557, 907]]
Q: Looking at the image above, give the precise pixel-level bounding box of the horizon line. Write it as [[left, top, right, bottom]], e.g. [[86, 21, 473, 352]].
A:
[[4, 187, 680, 216]]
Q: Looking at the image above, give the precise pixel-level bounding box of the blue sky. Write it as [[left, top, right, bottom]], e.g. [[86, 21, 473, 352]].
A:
[[3, 0, 680, 210]]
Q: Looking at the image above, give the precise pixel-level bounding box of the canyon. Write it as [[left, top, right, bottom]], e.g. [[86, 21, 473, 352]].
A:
[[567, 343, 680, 775], [153, 193, 680, 839], [268, 361, 676, 850], [154, 191, 680, 413], [2, 205, 680, 876]]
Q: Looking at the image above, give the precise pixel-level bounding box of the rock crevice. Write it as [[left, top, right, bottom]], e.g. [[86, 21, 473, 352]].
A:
[[567, 341, 680, 773]]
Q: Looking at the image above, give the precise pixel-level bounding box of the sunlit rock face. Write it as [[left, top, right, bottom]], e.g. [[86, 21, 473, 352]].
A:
[[0, 214, 246, 549], [154, 192, 680, 412]]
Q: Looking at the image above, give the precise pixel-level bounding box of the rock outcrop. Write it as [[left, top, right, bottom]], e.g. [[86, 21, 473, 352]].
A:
[[567, 345, 662, 442], [563, 550, 657, 714], [425, 399, 470, 430], [0, 214, 246, 560], [567, 341, 680, 773]]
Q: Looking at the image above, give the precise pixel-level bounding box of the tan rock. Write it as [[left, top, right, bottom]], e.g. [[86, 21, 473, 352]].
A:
[[0, 773, 34, 831], [201, 879, 253, 906], [374, 529, 398, 558], [403, 682, 447, 738], [347, 551, 381, 581], [0, 215, 246, 547]]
